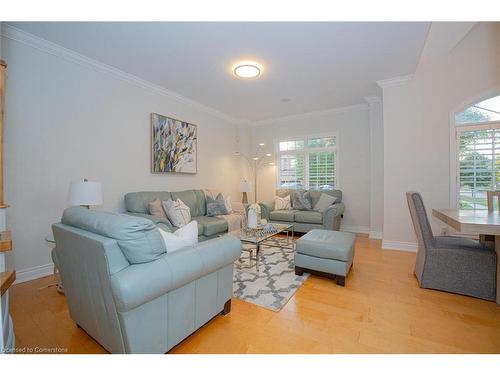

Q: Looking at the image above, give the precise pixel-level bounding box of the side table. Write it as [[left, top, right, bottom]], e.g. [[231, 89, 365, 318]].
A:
[[38, 234, 64, 294]]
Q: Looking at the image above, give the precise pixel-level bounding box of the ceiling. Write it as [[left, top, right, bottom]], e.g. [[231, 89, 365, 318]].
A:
[[8, 22, 430, 122]]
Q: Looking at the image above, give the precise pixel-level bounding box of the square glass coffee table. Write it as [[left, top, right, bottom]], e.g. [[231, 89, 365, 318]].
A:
[[229, 223, 294, 266]]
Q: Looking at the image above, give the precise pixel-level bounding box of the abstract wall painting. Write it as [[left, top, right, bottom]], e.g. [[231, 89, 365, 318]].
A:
[[151, 113, 197, 174]]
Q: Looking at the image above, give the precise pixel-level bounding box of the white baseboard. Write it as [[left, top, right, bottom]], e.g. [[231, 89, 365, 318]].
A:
[[14, 263, 54, 284], [381, 240, 417, 252], [340, 224, 370, 234], [369, 231, 383, 239]]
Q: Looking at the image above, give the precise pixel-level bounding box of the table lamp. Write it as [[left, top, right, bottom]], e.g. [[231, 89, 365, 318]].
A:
[[68, 179, 103, 208], [240, 180, 252, 204]]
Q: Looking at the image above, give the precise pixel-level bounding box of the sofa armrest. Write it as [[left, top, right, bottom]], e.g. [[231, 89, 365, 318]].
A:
[[110, 235, 241, 312], [258, 201, 275, 220], [323, 202, 345, 229], [126, 212, 173, 231]]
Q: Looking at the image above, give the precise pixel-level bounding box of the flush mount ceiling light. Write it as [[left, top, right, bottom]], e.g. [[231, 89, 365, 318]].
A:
[[233, 62, 261, 79]]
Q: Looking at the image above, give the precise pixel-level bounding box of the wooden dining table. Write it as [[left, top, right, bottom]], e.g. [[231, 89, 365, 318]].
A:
[[432, 208, 500, 305]]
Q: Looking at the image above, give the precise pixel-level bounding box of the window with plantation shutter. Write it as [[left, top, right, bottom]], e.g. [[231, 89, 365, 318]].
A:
[[308, 151, 335, 190], [457, 123, 500, 209], [279, 153, 305, 189], [277, 135, 337, 190]]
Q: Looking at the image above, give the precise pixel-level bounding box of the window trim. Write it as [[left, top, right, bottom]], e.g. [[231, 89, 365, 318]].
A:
[[457, 122, 500, 131], [450, 90, 500, 208], [274, 132, 340, 190]]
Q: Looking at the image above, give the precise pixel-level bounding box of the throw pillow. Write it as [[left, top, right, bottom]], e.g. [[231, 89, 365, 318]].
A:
[[158, 220, 198, 253], [203, 188, 218, 200], [204, 189, 232, 213], [149, 198, 167, 218], [206, 193, 229, 216], [314, 193, 337, 212], [162, 198, 191, 227], [224, 196, 233, 213], [292, 191, 312, 210], [275, 195, 291, 210]]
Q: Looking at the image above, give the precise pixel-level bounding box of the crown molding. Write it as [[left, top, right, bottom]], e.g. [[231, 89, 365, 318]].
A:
[[252, 103, 369, 126], [234, 119, 254, 127], [0, 24, 238, 124], [376, 75, 413, 89]]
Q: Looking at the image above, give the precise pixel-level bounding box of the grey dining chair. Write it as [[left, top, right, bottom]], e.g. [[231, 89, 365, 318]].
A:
[[406, 191, 497, 301], [487, 191, 500, 212]]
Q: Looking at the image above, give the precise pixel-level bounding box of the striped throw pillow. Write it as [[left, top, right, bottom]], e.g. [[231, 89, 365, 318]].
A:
[[162, 198, 191, 227], [275, 195, 291, 210]]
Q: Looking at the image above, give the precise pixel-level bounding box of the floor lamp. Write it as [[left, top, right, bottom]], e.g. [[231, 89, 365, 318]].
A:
[[234, 143, 274, 203], [240, 180, 251, 204]]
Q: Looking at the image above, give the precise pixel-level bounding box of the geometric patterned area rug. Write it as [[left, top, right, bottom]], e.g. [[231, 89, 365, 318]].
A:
[[233, 236, 309, 312]]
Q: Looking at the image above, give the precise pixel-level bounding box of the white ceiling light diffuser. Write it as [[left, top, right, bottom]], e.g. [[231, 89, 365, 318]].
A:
[[233, 62, 262, 79]]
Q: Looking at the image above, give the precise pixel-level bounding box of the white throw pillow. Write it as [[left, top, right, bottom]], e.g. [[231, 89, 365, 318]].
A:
[[275, 195, 291, 210], [314, 193, 337, 212], [158, 220, 198, 253], [224, 196, 233, 213], [162, 198, 191, 227]]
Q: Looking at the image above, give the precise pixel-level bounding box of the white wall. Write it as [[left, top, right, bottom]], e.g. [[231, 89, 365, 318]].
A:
[[1, 31, 242, 280], [366, 96, 383, 238], [250, 106, 371, 232], [381, 22, 500, 248]]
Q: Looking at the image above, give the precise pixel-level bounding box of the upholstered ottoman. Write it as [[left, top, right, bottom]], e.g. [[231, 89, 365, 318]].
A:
[[294, 229, 355, 286]]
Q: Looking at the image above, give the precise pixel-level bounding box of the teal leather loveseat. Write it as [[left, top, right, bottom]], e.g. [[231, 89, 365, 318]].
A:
[[259, 189, 345, 232], [52, 207, 241, 353], [124, 190, 229, 240]]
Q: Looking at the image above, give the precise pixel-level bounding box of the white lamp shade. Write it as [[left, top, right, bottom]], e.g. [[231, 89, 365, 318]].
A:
[[240, 180, 252, 193], [68, 181, 103, 206]]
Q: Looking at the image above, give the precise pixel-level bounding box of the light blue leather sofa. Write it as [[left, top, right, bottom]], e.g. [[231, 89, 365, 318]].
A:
[[259, 189, 345, 232], [124, 190, 229, 240], [52, 207, 241, 353]]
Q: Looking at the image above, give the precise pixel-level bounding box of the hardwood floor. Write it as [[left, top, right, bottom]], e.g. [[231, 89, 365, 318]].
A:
[[9, 235, 500, 354]]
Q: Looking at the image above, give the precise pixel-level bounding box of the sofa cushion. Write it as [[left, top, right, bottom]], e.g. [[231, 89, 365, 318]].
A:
[[193, 216, 228, 236], [206, 193, 229, 216], [276, 189, 305, 203], [295, 210, 323, 224], [274, 195, 291, 210], [313, 193, 337, 212], [194, 221, 204, 235], [292, 191, 312, 210], [308, 189, 342, 207], [296, 229, 355, 262], [269, 210, 297, 222], [171, 190, 206, 217], [148, 199, 167, 218], [61, 206, 166, 264], [158, 221, 198, 253], [125, 191, 172, 214], [162, 199, 191, 227], [110, 235, 242, 312]]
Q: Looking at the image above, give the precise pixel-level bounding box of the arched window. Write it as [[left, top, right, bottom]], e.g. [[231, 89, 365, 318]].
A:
[[456, 95, 500, 209], [456, 95, 500, 124]]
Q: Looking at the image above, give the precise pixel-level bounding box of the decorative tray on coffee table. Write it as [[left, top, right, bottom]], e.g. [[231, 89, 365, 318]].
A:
[[242, 223, 280, 238]]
